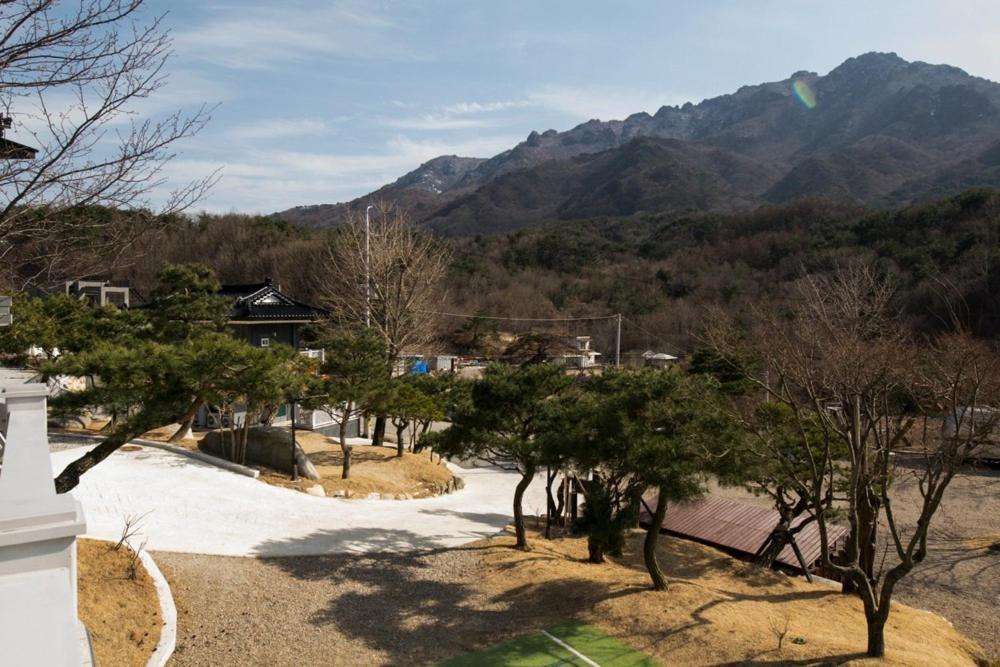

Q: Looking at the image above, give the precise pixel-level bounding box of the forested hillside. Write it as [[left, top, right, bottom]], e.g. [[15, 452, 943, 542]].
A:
[[109, 188, 1000, 354]]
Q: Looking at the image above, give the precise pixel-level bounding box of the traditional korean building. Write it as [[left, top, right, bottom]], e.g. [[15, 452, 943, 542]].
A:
[[219, 278, 323, 349]]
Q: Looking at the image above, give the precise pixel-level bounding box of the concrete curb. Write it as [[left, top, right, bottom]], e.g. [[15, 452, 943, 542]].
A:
[[131, 439, 260, 479], [56, 431, 260, 479], [138, 550, 176, 667]]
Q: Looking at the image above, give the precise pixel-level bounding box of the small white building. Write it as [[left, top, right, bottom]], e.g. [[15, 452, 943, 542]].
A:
[[426, 354, 458, 372], [559, 336, 602, 369], [65, 279, 129, 308], [622, 349, 679, 368]]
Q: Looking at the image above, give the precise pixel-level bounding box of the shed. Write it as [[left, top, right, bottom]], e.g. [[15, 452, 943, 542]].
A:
[[639, 495, 848, 573]]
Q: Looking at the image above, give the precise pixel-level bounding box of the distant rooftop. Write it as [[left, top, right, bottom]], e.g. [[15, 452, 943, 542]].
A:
[[222, 279, 324, 322]]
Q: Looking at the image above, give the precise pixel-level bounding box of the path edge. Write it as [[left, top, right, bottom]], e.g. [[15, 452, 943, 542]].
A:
[[139, 549, 176, 667], [57, 431, 260, 479]]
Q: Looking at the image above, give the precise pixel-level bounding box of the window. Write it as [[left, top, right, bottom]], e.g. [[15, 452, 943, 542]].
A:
[[260, 337, 270, 347]]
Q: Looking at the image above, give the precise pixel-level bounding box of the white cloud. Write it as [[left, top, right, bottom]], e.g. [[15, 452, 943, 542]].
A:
[[384, 99, 533, 131], [527, 85, 695, 122], [383, 115, 494, 131], [173, 2, 425, 71], [158, 132, 520, 214], [227, 118, 330, 140], [440, 100, 532, 115]]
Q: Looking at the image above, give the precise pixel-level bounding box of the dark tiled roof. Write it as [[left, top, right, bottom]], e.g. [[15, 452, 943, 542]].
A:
[[222, 280, 324, 322]]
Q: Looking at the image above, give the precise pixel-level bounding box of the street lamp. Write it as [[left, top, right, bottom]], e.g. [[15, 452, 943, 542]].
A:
[[365, 204, 374, 329]]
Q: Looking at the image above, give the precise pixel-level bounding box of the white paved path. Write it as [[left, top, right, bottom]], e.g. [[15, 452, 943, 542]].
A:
[[51, 443, 549, 557]]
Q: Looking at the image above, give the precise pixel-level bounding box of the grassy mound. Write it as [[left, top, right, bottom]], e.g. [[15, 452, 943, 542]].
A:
[[261, 431, 456, 498], [465, 529, 986, 666], [77, 538, 161, 666]]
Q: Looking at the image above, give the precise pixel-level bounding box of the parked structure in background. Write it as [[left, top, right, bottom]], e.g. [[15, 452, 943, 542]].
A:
[[557, 336, 602, 369], [622, 349, 679, 368], [65, 279, 130, 308], [425, 354, 458, 372]]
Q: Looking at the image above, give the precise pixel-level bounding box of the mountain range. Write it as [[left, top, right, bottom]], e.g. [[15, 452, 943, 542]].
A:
[[276, 52, 1000, 236]]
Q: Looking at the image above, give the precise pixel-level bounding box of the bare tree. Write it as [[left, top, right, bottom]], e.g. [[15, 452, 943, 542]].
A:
[[315, 202, 451, 443], [0, 0, 216, 290], [706, 265, 1000, 658]]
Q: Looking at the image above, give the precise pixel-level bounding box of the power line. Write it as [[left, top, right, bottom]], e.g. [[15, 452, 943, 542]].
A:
[[422, 309, 620, 323], [621, 315, 682, 356]]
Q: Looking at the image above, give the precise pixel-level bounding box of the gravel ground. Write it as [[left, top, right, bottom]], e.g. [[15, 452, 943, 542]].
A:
[[710, 459, 1000, 658], [49, 433, 91, 452], [156, 521, 989, 667], [156, 544, 516, 666], [55, 434, 998, 659], [887, 459, 999, 658]]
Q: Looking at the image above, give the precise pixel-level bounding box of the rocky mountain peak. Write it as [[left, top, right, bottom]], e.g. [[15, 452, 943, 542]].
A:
[[276, 53, 1000, 236]]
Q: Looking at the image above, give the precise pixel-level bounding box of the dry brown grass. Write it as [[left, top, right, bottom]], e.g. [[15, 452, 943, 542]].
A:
[[963, 533, 1000, 551], [77, 538, 161, 667], [140, 423, 198, 448], [261, 432, 454, 498], [471, 528, 988, 666]]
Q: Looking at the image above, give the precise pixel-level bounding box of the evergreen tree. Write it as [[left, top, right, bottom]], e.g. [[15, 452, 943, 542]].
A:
[[430, 363, 572, 550], [305, 330, 391, 478]]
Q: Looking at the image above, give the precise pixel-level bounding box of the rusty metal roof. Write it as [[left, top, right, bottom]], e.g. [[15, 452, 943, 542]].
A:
[[640, 495, 848, 571]]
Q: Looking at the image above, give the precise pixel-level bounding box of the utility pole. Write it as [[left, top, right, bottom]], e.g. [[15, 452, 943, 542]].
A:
[[615, 313, 622, 367], [365, 204, 374, 328]]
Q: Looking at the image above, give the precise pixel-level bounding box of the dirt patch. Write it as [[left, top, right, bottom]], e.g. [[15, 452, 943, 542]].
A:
[[141, 423, 198, 447], [475, 530, 986, 667], [55, 420, 200, 448], [262, 431, 456, 498], [156, 527, 984, 666], [78, 538, 161, 667]]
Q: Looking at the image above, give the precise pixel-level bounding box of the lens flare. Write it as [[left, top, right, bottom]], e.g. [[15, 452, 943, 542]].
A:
[[792, 80, 817, 109]]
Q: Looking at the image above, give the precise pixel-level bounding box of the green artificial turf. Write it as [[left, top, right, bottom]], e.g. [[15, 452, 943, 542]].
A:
[[441, 622, 661, 666]]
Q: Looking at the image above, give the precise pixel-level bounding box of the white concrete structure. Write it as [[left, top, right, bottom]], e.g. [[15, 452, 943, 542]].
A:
[[559, 336, 602, 369], [0, 384, 88, 666], [51, 441, 549, 557]]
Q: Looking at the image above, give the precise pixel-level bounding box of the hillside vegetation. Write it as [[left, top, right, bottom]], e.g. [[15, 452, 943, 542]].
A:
[[107, 188, 1000, 354]]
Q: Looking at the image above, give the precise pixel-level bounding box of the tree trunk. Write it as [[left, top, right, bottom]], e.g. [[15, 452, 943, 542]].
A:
[[865, 611, 886, 657], [414, 420, 430, 452], [169, 398, 202, 443], [587, 537, 605, 563], [554, 478, 566, 526], [395, 422, 406, 457], [340, 411, 353, 479], [238, 420, 250, 465], [512, 463, 535, 551], [858, 488, 880, 586], [372, 415, 386, 446], [644, 490, 669, 590], [54, 428, 137, 493], [544, 467, 556, 539]]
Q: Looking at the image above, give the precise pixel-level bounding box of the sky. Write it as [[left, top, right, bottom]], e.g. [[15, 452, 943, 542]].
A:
[[132, 0, 1000, 214]]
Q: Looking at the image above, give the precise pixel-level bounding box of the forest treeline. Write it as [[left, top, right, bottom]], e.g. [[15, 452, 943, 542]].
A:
[[88, 187, 1000, 352]]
